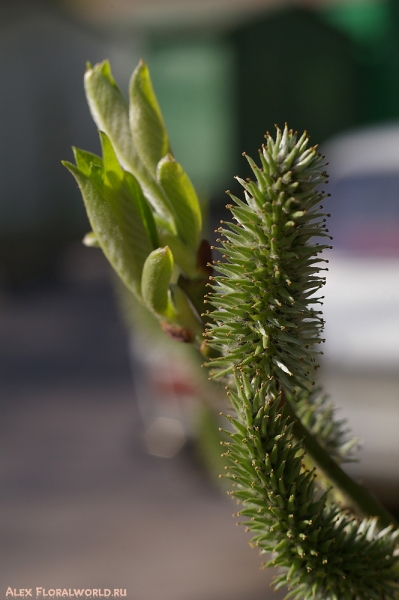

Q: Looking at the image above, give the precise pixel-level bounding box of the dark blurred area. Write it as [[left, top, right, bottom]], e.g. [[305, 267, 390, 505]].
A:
[[1, 0, 399, 597], [4, 0, 399, 284]]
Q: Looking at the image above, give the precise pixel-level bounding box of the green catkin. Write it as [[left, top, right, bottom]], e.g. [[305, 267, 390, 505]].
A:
[[231, 385, 399, 599], [206, 126, 399, 599], [206, 131, 330, 395]]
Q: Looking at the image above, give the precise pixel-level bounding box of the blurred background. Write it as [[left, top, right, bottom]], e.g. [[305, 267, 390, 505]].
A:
[[1, 0, 399, 597]]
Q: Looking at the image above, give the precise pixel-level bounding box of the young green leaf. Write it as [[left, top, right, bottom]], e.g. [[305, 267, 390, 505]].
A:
[[72, 147, 102, 176], [157, 155, 202, 251], [100, 130, 124, 183], [129, 60, 171, 178], [84, 61, 175, 223], [101, 131, 159, 249], [125, 171, 159, 250], [141, 246, 176, 320], [63, 160, 154, 299], [84, 61, 137, 173], [141, 247, 203, 339]]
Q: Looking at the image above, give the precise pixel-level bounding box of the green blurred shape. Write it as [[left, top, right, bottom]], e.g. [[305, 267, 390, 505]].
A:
[[145, 37, 235, 195], [319, 1, 390, 46]]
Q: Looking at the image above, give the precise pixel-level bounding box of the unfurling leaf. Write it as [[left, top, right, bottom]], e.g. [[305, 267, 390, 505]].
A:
[[73, 147, 103, 176], [129, 60, 171, 177], [99, 132, 159, 249], [84, 61, 137, 173], [84, 61, 174, 223], [62, 156, 154, 299], [141, 246, 175, 320], [157, 155, 202, 251], [141, 247, 203, 340]]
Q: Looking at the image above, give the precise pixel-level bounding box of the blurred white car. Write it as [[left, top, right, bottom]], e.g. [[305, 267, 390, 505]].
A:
[[319, 124, 399, 499]]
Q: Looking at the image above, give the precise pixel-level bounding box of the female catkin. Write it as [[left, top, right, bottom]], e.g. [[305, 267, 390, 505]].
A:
[[206, 126, 399, 600]]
